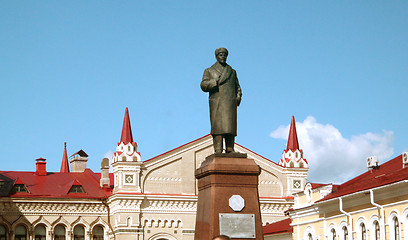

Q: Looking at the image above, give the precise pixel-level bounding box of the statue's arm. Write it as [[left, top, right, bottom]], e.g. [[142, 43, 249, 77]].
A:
[[235, 71, 242, 106], [200, 69, 218, 92]]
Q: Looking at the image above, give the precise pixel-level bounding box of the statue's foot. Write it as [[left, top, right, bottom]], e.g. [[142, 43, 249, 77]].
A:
[[226, 149, 235, 153]]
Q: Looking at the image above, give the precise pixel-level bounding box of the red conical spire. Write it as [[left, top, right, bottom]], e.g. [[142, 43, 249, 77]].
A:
[[60, 142, 70, 173], [286, 116, 300, 151], [120, 107, 134, 144]]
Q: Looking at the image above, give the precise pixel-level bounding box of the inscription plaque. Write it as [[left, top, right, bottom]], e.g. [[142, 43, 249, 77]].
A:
[[219, 213, 256, 238]]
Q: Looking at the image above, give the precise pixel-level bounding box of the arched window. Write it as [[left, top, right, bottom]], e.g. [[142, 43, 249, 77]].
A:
[[308, 233, 313, 240], [342, 226, 348, 240], [374, 221, 380, 240], [394, 217, 400, 240], [92, 225, 104, 240], [360, 223, 367, 240], [331, 228, 337, 240], [290, 162, 294, 168], [54, 225, 66, 240], [34, 225, 46, 240], [14, 225, 27, 240], [73, 225, 85, 240], [0, 225, 7, 240], [299, 162, 304, 168]]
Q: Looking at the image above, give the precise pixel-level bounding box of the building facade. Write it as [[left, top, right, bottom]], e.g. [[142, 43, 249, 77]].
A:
[[286, 153, 408, 240], [0, 109, 308, 240]]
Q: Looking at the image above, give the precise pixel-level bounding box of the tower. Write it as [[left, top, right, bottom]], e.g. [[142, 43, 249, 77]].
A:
[[112, 107, 142, 193], [60, 142, 70, 173], [279, 116, 309, 194], [279, 116, 308, 168]]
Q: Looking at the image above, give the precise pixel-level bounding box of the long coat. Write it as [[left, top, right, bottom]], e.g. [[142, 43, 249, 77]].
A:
[[201, 62, 242, 136]]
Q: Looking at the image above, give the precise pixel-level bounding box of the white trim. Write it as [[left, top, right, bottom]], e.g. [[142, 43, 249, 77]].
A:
[[388, 212, 401, 240], [355, 217, 368, 240], [368, 215, 380, 240], [303, 225, 317, 240], [327, 223, 338, 240]]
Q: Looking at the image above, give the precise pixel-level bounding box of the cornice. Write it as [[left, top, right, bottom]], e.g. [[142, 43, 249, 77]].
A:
[[0, 200, 108, 216]]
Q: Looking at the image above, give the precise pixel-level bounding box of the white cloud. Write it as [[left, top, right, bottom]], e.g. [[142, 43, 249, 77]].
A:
[[270, 116, 394, 183]]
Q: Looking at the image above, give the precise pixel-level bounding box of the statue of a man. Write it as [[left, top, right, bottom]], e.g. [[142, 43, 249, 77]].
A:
[[201, 47, 242, 153]]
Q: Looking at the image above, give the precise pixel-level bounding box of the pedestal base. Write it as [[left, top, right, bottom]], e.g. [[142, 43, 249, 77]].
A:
[[194, 154, 264, 240]]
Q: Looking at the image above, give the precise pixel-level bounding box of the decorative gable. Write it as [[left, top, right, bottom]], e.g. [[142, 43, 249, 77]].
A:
[[11, 178, 29, 194], [68, 180, 86, 193]]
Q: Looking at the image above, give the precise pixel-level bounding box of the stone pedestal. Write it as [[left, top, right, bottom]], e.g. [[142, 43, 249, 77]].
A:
[[194, 153, 264, 240]]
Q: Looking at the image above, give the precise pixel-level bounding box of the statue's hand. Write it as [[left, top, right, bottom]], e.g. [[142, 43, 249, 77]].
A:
[[216, 75, 221, 85], [236, 97, 241, 106]]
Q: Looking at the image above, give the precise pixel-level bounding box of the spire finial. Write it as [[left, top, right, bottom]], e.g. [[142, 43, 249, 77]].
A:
[[286, 116, 300, 151], [120, 107, 134, 144], [60, 142, 70, 173]]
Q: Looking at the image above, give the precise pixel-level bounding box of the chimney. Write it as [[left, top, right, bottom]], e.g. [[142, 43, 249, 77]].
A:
[[100, 158, 110, 188], [70, 150, 88, 173], [35, 158, 47, 176]]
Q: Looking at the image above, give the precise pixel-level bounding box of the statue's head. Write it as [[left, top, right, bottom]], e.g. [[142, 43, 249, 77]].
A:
[[215, 47, 228, 65]]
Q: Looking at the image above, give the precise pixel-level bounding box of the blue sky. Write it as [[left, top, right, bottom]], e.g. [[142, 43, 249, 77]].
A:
[[1, 1, 407, 183]]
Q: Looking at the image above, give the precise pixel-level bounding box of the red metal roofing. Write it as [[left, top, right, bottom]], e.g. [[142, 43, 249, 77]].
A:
[[60, 142, 70, 173], [263, 218, 293, 236], [286, 116, 299, 151], [309, 183, 330, 189], [0, 169, 112, 199], [120, 107, 134, 144], [14, 177, 24, 185], [317, 154, 408, 202]]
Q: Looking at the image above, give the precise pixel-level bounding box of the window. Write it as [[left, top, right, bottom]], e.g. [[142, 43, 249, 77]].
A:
[[308, 233, 313, 240], [394, 217, 400, 240], [331, 228, 337, 240], [92, 225, 104, 240], [68, 185, 85, 193], [361, 223, 367, 240], [11, 184, 28, 193], [14, 225, 27, 240], [54, 225, 66, 240], [0, 225, 7, 240], [34, 225, 46, 240], [342, 226, 348, 240], [374, 221, 380, 240], [73, 226, 85, 240]]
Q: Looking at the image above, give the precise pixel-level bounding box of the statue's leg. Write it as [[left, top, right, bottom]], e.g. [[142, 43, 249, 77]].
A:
[[213, 135, 223, 153], [225, 134, 235, 153]]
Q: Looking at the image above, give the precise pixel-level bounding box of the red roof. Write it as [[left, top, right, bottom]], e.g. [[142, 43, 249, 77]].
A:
[[120, 107, 134, 144], [263, 218, 292, 235], [309, 183, 332, 189], [0, 169, 112, 199], [286, 116, 299, 151], [318, 154, 408, 202], [60, 142, 70, 173]]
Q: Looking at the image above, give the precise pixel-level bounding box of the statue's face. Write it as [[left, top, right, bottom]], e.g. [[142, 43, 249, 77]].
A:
[[216, 52, 227, 64]]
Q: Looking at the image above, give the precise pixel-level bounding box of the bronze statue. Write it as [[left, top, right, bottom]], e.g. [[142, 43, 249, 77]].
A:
[[201, 48, 242, 153]]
